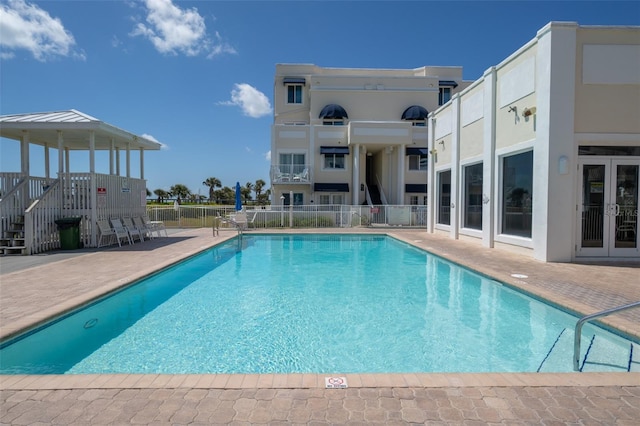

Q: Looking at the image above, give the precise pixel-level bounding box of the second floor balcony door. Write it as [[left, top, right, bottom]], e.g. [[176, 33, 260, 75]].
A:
[[279, 153, 306, 177]]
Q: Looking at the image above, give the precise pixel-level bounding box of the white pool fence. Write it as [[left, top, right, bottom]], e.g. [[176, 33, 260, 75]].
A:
[[146, 204, 428, 229]]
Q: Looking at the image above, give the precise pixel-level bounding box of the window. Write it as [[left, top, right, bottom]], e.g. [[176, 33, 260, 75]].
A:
[[282, 192, 304, 206], [437, 170, 451, 225], [439, 87, 451, 106], [279, 153, 306, 177], [501, 151, 533, 238], [319, 194, 344, 205], [463, 163, 483, 230], [324, 153, 345, 169], [287, 84, 303, 104], [409, 154, 428, 171], [409, 195, 419, 205], [322, 120, 344, 126]]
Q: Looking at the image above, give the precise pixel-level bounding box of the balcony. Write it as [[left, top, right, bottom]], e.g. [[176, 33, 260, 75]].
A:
[[270, 165, 311, 184]]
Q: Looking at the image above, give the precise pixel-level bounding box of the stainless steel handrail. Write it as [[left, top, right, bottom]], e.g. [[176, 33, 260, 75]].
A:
[[573, 301, 640, 371]]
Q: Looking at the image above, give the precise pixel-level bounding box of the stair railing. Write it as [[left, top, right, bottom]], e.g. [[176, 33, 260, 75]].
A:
[[24, 179, 62, 254], [0, 177, 28, 237], [363, 182, 373, 207], [375, 174, 388, 205], [573, 301, 640, 371]]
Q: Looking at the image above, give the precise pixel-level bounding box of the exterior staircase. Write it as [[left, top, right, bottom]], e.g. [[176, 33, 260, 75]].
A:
[[0, 216, 27, 255]]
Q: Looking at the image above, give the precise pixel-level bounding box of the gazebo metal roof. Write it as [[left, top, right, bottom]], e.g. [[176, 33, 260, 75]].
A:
[[0, 109, 161, 151]]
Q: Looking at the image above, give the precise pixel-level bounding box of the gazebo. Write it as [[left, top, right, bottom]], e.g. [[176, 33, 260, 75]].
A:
[[0, 110, 162, 254]]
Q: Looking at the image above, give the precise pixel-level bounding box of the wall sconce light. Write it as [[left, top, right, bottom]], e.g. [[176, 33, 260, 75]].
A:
[[438, 140, 445, 150], [523, 107, 536, 117], [508, 105, 517, 113], [558, 155, 569, 175]]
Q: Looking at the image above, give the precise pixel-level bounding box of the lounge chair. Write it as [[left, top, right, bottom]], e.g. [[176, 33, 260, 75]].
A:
[[293, 168, 309, 182], [109, 218, 133, 246], [122, 217, 144, 243], [96, 220, 116, 247], [133, 216, 155, 240], [143, 215, 167, 237]]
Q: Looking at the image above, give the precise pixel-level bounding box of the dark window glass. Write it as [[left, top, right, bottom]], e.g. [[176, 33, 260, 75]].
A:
[[464, 163, 483, 230], [438, 170, 451, 225], [502, 151, 533, 237]]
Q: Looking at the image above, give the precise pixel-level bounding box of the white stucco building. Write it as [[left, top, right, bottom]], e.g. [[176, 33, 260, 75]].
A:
[[270, 21, 640, 262], [270, 64, 471, 207]]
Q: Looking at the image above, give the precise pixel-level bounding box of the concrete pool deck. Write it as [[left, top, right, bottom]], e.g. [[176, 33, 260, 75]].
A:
[[1, 227, 639, 424]]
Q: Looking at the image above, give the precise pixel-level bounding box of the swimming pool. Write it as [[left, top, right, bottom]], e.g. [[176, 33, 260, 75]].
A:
[[1, 234, 637, 374]]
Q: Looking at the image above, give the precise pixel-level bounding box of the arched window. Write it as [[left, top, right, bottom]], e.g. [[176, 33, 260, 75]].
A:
[[319, 104, 348, 125], [401, 105, 428, 126]]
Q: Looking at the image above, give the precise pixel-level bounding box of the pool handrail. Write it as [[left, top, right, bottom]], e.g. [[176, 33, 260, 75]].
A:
[[573, 300, 640, 371]]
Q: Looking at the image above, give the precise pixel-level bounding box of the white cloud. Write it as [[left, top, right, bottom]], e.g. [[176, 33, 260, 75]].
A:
[[264, 150, 271, 161], [0, 0, 84, 61], [220, 83, 272, 118], [131, 0, 236, 57]]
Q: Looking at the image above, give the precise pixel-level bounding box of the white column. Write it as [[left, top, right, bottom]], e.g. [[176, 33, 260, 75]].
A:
[[397, 145, 405, 205], [126, 143, 131, 178], [44, 145, 50, 180], [450, 95, 461, 239], [57, 131, 64, 209], [482, 67, 497, 248], [57, 131, 64, 176], [426, 116, 436, 232], [353, 143, 360, 205], [89, 131, 95, 173], [139, 148, 145, 180], [109, 138, 115, 175], [89, 131, 97, 247], [20, 130, 29, 175], [533, 23, 578, 261], [309, 126, 315, 203], [20, 131, 29, 210], [115, 148, 121, 176]]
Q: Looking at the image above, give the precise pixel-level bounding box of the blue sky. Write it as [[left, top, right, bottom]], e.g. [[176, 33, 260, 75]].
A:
[[1, 0, 639, 198]]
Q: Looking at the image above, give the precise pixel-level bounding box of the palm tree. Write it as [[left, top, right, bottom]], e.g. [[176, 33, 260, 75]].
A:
[[243, 182, 253, 203], [202, 177, 222, 202], [254, 179, 265, 199], [153, 188, 169, 203], [169, 184, 191, 203], [215, 186, 235, 205]]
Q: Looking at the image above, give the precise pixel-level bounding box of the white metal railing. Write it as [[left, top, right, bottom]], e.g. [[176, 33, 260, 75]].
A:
[[270, 165, 311, 184], [375, 174, 389, 205], [149, 204, 428, 229]]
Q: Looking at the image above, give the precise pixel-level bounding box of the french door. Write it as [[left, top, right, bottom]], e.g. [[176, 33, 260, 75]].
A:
[[577, 158, 639, 257]]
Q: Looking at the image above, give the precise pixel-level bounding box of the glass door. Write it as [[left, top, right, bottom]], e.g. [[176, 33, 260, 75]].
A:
[[578, 158, 639, 257]]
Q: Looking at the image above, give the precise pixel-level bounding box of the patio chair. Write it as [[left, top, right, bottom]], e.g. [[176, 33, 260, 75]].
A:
[[143, 215, 168, 237], [133, 216, 155, 240], [109, 218, 134, 246], [96, 220, 116, 247], [122, 217, 145, 243], [230, 210, 249, 230], [293, 168, 309, 182]]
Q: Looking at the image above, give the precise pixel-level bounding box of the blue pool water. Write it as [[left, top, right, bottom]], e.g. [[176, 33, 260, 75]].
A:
[[1, 234, 637, 374]]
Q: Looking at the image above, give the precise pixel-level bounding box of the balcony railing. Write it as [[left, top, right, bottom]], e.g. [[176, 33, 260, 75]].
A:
[[270, 165, 311, 184]]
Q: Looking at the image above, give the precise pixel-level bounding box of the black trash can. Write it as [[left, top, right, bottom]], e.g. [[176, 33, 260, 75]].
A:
[[55, 217, 82, 250]]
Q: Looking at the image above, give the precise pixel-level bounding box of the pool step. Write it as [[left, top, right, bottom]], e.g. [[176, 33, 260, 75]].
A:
[[537, 329, 639, 372], [580, 337, 639, 372]]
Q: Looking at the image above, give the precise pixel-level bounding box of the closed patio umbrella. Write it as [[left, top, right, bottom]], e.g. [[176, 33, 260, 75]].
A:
[[235, 182, 242, 211]]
